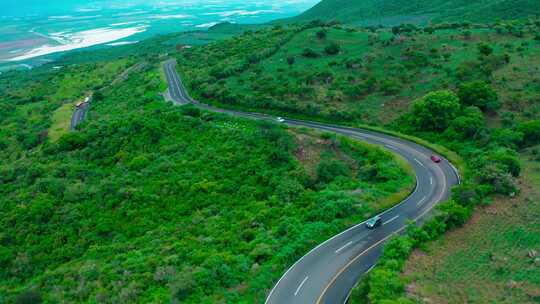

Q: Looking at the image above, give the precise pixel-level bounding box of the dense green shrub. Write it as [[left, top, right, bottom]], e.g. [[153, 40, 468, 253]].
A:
[[438, 200, 472, 229], [518, 119, 540, 146], [57, 132, 88, 151], [410, 90, 461, 131], [445, 106, 485, 140], [379, 79, 402, 96], [302, 48, 320, 58], [316, 29, 327, 40], [316, 158, 351, 184], [324, 42, 341, 55], [491, 128, 524, 149], [457, 81, 500, 111], [367, 268, 406, 303], [452, 183, 481, 207], [15, 291, 42, 304], [424, 27, 435, 34], [477, 43, 494, 56], [487, 148, 521, 177], [287, 56, 295, 65]]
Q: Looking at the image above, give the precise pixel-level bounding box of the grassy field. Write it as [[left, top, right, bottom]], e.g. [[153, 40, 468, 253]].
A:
[[48, 102, 75, 142], [403, 147, 540, 304]]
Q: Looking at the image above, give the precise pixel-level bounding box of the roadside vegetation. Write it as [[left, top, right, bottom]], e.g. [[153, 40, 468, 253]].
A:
[[403, 148, 540, 304], [0, 59, 133, 163], [0, 49, 413, 303]]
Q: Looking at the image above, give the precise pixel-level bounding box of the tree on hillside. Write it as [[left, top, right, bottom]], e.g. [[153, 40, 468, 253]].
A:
[[302, 48, 319, 58], [518, 119, 540, 146], [457, 81, 500, 112], [15, 290, 42, 304], [410, 90, 461, 131], [287, 56, 295, 66], [470, 147, 521, 195], [316, 29, 327, 40], [477, 43, 494, 56], [367, 268, 406, 303], [438, 200, 471, 229], [445, 106, 485, 140], [93, 91, 104, 102], [488, 148, 521, 177], [443, 53, 452, 62], [424, 27, 435, 35], [324, 43, 341, 55], [317, 158, 350, 185]]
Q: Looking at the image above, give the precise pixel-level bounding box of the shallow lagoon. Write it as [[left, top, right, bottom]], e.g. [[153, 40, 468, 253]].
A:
[[0, 0, 318, 65]]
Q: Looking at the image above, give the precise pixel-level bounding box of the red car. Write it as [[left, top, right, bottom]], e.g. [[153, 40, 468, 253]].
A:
[[431, 155, 442, 163]]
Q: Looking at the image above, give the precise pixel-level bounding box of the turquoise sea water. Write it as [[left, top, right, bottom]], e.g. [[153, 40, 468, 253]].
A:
[[0, 0, 318, 67]]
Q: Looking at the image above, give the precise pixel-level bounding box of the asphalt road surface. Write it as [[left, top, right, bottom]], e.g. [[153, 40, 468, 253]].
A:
[[164, 60, 191, 105], [163, 59, 460, 304], [70, 62, 144, 131], [70, 102, 89, 130]]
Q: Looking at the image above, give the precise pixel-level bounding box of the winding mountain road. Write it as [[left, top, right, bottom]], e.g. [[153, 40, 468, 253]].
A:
[[163, 59, 460, 304]]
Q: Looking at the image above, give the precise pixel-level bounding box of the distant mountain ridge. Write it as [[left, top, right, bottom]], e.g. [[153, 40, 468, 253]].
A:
[[287, 0, 539, 25]]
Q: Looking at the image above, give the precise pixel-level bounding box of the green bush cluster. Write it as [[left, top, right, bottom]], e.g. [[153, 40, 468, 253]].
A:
[[404, 85, 528, 195]]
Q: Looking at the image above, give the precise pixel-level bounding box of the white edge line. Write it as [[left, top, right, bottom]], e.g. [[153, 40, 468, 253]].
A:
[[343, 263, 377, 304], [294, 276, 309, 296], [449, 161, 462, 184], [264, 177, 419, 303], [417, 196, 427, 206], [335, 241, 353, 254], [366, 264, 376, 273], [318, 166, 448, 304], [383, 215, 399, 226], [165, 62, 451, 304]]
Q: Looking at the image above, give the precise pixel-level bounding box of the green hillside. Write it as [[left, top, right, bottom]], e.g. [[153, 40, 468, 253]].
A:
[[179, 22, 540, 125], [2, 3, 540, 304], [175, 19, 540, 303], [0, 34, 414, 303], [287, 0, 540, 25]]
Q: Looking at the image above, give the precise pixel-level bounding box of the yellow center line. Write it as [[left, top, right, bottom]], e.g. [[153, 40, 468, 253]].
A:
[[315, 165, 447, 304]]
